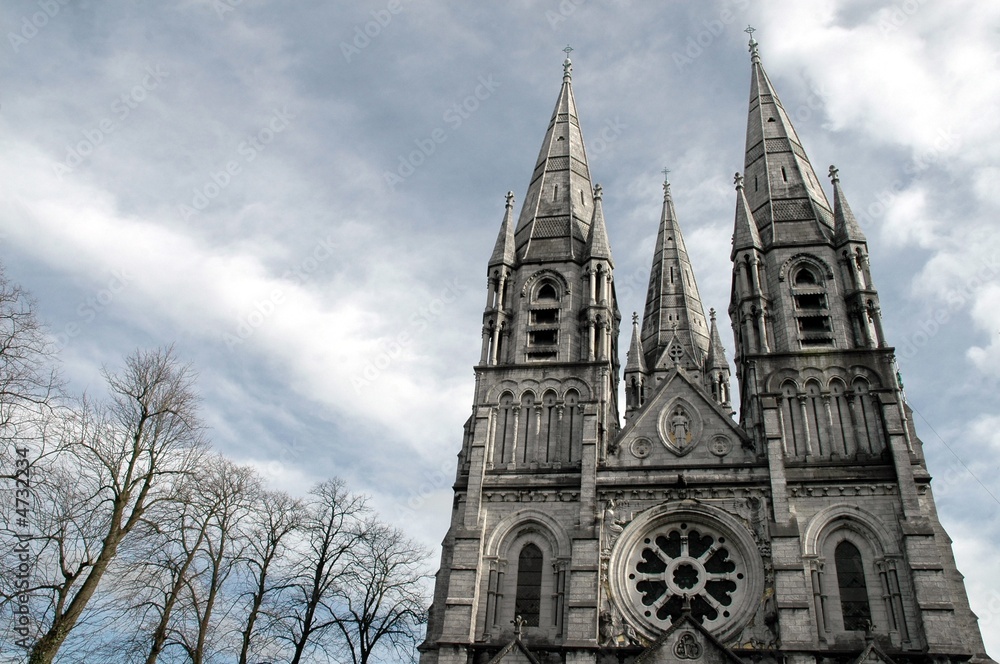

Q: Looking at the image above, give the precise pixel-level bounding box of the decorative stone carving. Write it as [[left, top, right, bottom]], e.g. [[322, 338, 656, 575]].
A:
[[630, 437, 652, 459], [673, 632, 702, 659], [657, 399, 703, 456], [709, 435, 733, 457]]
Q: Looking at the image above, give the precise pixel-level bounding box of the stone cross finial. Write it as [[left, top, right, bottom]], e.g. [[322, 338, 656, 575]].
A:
[[632, 312, 639, 325], [828, 164, 840, 183], [593, 183, 603, 200], [505, 191, 515, 208], [734, 172, 744, 189], [512, 615, 526, 638], [710, 307, 716, 321]]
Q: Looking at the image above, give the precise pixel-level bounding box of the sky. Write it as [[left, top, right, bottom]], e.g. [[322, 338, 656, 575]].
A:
[[2, 0, 999, 654]]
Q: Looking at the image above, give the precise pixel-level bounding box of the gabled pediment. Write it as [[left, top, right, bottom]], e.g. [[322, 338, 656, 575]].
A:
[[486, 636, 541, 664], [636, 613, 745, 664], [609, 368, 750, 466]]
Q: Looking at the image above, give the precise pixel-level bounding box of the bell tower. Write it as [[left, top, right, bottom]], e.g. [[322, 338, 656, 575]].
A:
[[728, 32, 990, 660], [420, 52, 621, 664], [420, 39, 992, 664]]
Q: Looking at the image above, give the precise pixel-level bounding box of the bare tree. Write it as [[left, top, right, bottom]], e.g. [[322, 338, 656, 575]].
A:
[[332, 521, 430, 664], [0, 267, 61, 445], [176, 456, 259, 664], [279, 479, 367, 664], [25, 347, 206, 664], [236, 488, 303, 664]]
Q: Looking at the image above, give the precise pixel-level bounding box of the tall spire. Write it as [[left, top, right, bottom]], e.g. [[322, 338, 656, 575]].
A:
[[641, 172, 710, 372], [829, 165, 867, 245], [489, 191, 517, 268], [515, 48, 596, 263], [743, 31, 833, 247]]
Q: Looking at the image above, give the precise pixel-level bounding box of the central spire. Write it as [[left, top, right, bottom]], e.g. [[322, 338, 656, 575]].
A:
[[514, 49, 596, 263], [640, 172, 710, 373]]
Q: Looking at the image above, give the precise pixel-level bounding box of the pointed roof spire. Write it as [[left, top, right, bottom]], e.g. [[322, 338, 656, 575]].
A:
[[731, 172, 763, 259], [743, 31, 834, 246], [514, 49, 596, 263], [625, 312, 648, 374], [641, 171, 711, 371], [829, 165, 867, 245], [706, 308, 728, 370], [586, 184, 613, 263], [489, 191, 518, 267]]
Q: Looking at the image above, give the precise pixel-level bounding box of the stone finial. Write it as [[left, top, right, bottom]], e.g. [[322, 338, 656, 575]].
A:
[[562, 45, 573, 79], [505, 190, 515, 208], [512, 615, 526, 638], [593, 183, 603, 200], [710, 307, 717, 322], [632, 311, 639, 325], [734, 172, 745, 189], [828, 164, 840, 183]]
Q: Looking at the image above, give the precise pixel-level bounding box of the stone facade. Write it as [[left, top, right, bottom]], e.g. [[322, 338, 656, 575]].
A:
[[419, 42, 992, 664]]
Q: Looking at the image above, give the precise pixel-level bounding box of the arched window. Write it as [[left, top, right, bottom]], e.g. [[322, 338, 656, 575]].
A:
[[829, 379, 853, 456], [494, 393, 515, 465], [519, 392, 536, 464], [541, 391, 558, 462], [515, 544, 543, 626], [528, 280, 560, 361], [564, 390, 582, 463], [791, 262, 833, 347], [835, 541, 872, 631], [537, 283, 557, 301], [779, 381, 801, 456], [794, 266, 819, 286]]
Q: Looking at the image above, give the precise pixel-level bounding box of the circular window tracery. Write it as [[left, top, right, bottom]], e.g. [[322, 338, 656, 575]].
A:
[[609, 505, 761, 641]]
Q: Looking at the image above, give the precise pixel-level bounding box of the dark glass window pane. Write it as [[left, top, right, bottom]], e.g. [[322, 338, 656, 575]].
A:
[[515, 544, 543, 626], [835, 541, 872, 630]]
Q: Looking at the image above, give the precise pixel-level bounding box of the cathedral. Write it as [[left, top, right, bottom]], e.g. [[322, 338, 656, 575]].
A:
[[418, 35, 992, 664]]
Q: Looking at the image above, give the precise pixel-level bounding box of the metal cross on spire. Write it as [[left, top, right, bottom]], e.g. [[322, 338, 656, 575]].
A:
[[661, 167, 671, 184], [562, 45, 573, 78], [563, 45, 573, 57], [745, 25, 760, 58]]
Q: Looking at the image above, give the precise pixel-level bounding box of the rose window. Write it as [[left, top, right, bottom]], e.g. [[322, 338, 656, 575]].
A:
[[624, 521, 749, 632]]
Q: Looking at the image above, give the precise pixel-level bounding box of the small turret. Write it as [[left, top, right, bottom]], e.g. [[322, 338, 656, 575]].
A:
[[623, 312, 647, 423], [704, 308, 732, 412]]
